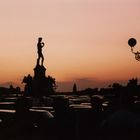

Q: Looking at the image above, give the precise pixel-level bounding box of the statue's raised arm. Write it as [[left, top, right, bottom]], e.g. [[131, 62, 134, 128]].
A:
[[37, 37, 45, 66]]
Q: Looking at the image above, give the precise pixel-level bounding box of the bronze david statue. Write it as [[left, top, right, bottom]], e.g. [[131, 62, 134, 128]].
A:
[[37, 37, 45, 66]]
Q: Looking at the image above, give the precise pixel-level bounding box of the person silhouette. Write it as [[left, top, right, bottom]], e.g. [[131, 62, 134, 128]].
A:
[[37, 37, 45, 66]]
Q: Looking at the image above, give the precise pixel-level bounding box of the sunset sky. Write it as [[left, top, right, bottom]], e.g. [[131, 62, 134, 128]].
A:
[[0, 0, 140, 91]]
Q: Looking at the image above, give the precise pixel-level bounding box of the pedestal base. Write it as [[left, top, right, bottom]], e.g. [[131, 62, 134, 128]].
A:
[[34, 65, 46, 79]]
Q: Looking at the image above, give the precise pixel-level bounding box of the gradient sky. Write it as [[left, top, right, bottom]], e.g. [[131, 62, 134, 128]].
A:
[[0, 0, 140, 91]]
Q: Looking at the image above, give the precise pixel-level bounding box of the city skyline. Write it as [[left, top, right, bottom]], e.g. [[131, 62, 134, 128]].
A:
[[0, 0, 140, 91]]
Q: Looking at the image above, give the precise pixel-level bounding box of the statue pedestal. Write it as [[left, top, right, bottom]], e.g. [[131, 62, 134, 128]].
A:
[[23, 64, 55, 97], [30, 64, 54, 97], [34, 65, 46, 79]]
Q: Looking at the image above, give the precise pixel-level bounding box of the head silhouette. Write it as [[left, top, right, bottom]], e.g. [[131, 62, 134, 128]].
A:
[[38, 37, 42, 42]]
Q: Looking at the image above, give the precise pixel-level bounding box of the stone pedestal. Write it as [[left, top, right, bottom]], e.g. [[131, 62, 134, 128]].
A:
[[34, 65, 46, 79]]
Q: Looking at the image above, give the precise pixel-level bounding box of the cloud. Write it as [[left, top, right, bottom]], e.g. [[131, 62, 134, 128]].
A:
[[0, 81, 24, 90], [0, 81, 17, 88]]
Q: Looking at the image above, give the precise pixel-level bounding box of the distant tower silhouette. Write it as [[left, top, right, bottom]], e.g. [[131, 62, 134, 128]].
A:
[[73, 83, 77, 93]]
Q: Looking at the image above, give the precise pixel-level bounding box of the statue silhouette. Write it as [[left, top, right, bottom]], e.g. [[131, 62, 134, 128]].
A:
[[37, 37, 44, 66]]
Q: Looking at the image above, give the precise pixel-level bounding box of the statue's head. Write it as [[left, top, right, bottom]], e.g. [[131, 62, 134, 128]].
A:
[[38, 37, 42, 42]]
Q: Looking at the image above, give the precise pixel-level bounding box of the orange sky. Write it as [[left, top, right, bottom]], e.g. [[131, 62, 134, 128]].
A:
[[0, 0, 140, 91]]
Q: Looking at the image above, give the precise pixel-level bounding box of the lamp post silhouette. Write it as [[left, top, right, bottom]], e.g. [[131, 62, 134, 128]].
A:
[[128, 38, 140, 61]]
